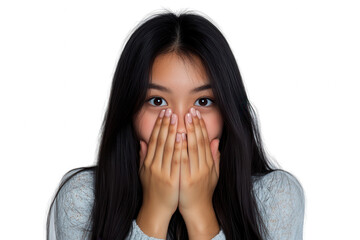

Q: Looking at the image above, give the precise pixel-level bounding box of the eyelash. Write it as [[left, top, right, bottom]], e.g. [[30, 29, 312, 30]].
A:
[[146, 96, 215, 108]]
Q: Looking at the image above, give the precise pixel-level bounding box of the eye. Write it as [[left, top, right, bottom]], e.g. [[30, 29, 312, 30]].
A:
[[146, 96, 215, 107], [147, 96, 168, 107], [195, 97, 215, 107]]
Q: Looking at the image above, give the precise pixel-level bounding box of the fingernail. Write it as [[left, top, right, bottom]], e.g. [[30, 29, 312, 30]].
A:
[[165, 108, 172, 117], [176, 133, 181, 142], [196, 110, 201, 119], [186, 113, 192, 123], [171, 114, 177, 124], [159, 109, 165, 118], [182, 133, 186, 141], [190, 107, 196, 117]]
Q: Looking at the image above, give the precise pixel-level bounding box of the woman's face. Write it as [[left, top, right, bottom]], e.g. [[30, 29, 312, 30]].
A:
[[133, 52, 223, 145]]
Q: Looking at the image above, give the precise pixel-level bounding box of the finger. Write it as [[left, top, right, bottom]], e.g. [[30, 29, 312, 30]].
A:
[[186, 111, 198, 173], [170, 132, 182, 181], [211, 138, 221, 177], [162, 113, 178, 176], [144, 109, 165, 169], [153, 108, 172, 170], [193, 109, 206, 170], [196, 110, 213, 169], [139, 140, 147, 172], [180, 132, 190, 178]]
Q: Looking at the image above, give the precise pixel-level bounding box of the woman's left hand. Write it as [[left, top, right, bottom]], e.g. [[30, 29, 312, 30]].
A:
[[178, 107, 221, 216]]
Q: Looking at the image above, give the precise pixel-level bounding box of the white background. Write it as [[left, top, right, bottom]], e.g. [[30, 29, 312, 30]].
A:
[[0, 0, 359, 239]]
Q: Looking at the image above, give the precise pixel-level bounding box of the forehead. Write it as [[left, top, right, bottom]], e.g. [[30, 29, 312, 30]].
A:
[[150, 52, 209, 87]]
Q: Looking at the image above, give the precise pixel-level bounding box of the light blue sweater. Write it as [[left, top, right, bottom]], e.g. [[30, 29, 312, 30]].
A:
[[47, 168, 305, 239]]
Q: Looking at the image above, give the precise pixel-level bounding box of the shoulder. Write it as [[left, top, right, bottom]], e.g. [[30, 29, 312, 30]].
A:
[[253, 170, 305, 203], [60, 167, 95, 189], [49, 167, 96, 239], [252, 170, 305, 239], [55, 167, 95, 224], [58, 167, 95, 201]]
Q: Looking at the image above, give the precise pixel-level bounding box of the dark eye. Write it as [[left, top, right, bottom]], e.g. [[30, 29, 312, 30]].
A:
[[195, 98, 214, 107], [147, 96, 215, 107], [147, 97, 168, 107]]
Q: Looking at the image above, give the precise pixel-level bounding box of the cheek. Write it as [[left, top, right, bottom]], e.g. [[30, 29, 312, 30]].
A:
[[134, 113, 156, 144], [203, 113, 223, 141]]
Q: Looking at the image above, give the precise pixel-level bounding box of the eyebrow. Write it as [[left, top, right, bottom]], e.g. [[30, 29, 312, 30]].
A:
[[148, 83, 212, 94]]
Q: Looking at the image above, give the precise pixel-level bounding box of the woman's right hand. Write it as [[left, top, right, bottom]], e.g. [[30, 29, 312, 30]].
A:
[[138, 108, 182, 221]]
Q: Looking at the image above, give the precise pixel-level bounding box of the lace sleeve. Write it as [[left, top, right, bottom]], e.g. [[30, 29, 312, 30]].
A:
[[48, 169, 226, 240], [210, 228, 226, 240], [125, 220, 166, 240], [125, 219, 226, 240], [48, 169, 171, 240], [253, 170, 305, 240], [48, 169, 95, 240]]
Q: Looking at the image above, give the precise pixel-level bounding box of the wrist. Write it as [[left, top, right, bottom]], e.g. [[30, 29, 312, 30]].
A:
[[181, 205, 220, 239], [136, 205, 172, 239]]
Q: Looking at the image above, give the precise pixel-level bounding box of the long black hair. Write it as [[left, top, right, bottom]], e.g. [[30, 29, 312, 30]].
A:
[[47, 9, 280, 240]]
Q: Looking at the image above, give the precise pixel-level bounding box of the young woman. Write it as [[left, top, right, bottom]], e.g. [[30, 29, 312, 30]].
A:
[[47, 10, 305, 240]]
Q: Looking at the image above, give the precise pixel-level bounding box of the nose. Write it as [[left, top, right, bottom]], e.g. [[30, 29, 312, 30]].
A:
[[172, 108, 189, 134]]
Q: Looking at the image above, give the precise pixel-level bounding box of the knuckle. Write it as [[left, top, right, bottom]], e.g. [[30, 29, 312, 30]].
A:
[[208, 161, 214, 169], [172, 157, 179, 165], [149, 164, 158, 173], [166, 178, 174, 187], [184, 177, 193, 187], [170, 174, 178, 183], [198, 138, 205, 148], [168, 125, 177, 134], [188, 144, 196, 152], [163, 144, 171, 154], [182, 157, 189, 165], [157, 136, 166, 146], [143, 160, 151, 169]]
